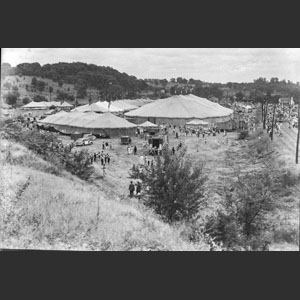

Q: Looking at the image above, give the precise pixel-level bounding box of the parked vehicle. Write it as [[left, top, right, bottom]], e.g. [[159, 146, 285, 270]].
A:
[[121, 136, 131, 145], [74, 138, 93, 146]]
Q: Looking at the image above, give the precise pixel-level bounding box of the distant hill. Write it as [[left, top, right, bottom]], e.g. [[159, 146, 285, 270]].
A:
[[2, 62, 149, 100], [2, 62, 300, 103]]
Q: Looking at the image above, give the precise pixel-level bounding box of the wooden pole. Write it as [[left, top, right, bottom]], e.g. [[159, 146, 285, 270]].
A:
[[296, 103, 300, 164], [271, 103, 276, 141]]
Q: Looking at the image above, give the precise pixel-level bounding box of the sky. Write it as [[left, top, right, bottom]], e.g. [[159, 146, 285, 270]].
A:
[[2, 48, 300, 83]]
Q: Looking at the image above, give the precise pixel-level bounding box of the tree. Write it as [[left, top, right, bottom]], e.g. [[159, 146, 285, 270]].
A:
[[138, 147, 208, 223], [56, 90, 69, 101], [49, 86, 53, 101], [31, 77, 37, 88], [235, 91, 244, 101], [67, 95, 75, 102], [12, 85, 18, 92], [170, 85, 177, 95], [33, 95, 48, 102], [36, 80, 45, 93], [58, 80, 64, 87], [3, 82, 12, 90], [176, 77, 183, 84], [5, 93, 18, 106], [22, 97, 30, 105], [205, 170, 276, 250]]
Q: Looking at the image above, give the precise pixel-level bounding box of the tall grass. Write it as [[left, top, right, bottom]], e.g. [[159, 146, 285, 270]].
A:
[[0, 155, 208, 250]]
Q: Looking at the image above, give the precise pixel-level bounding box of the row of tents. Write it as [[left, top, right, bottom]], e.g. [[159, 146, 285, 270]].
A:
[[22, 101, 73, 110], [21, 99, 153, 113], [37, 94, 234, 137]]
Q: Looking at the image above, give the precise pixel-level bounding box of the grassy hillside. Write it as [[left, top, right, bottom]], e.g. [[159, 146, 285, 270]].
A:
[[0, 139, 209, 250]]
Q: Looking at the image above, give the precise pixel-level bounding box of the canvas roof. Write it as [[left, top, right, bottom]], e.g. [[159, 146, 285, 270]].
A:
[[112, 100, 138, 111], [38, 110, 69, 124], [22, 101, 73, 109], [58, 101, 73, 108], [125, 94, 233, 119], [73, 102, 109, 113], [186, 119, 209, 125], [138, 121, 158, 127], [72, 101, 123, 113], [22, 101, 49, 109], [39, 111, 137, 129], [122, 99, 154, 107]]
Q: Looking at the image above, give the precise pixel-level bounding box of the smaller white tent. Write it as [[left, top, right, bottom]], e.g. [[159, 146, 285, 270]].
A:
[[57, 101, 73, 108], [22, 101, 49, 109], [138, 121, 158, 128]]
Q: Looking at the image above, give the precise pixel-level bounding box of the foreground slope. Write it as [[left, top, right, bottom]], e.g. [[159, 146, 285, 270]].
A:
[[0, 140, 208, 250]]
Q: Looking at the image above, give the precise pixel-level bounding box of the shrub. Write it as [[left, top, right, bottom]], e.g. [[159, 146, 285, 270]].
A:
[[2, 121, 94, 181], [139, 147, 208, 223], [237, 130, 249, 140], [22, 97, 30, 105], [205, 170, 276, 250], [33, 94, 48, 102], [61, 150, 95, 181], [5, 93, 18, 106], [280, 170, 299, 188]]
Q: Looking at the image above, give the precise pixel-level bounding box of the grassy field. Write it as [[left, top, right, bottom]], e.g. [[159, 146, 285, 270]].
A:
[[57, 123, 299, 250], [1, 104, 299, 250], [0, 139, 209, 250]]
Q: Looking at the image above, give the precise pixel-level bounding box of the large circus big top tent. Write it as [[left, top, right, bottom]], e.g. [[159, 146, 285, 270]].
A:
[[38, 111, 137, 137], [125, 94, 233, 126]]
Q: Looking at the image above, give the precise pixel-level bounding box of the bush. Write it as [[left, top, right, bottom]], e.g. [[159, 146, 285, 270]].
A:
[[2, 121, 94, 181], [238, 130, 249, 140], [139, 147, 208, 223], [280, 170, 299, 188], [61, 150, 94, 181], [5, 93, 18, 106], [33, 94, 48, 102], [205, 170, 276, 250], [22, 97, 30, 105]]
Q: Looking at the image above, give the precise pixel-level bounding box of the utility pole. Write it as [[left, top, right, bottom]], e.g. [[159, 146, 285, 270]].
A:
[[296, 102, 300, 164], [271, 102, 276, 141]]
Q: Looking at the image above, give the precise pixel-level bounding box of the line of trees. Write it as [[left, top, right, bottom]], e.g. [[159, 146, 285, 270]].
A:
[[11, 62, 149, 99]]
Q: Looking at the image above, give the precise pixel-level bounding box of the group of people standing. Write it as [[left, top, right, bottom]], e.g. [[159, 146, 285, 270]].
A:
[[129, 181, 142, 199], [90, 151, 111, 165], [127, 145, 137, 155]]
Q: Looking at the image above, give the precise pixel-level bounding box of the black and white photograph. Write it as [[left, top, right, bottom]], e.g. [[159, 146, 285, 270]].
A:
[[0, 48, 299, 251]]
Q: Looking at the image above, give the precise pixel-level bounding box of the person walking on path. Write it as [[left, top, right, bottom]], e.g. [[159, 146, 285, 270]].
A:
[[129, 181, 135, 198], [102, 164, 106, 178], [172, 146, 175, 155], [136, 182, 142, 200]]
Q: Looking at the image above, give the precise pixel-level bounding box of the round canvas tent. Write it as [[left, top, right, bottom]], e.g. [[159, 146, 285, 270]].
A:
[[72, 101, 123, 113], [38, 111, 137, 137], [125, 94, 233, 126], [111, 100, 138, 112]]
